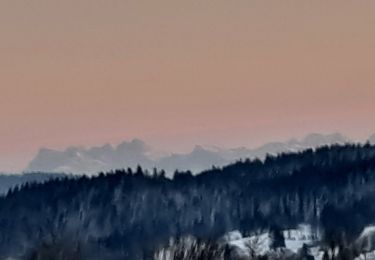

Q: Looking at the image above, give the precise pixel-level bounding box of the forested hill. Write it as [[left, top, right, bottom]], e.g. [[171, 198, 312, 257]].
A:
[[3, 144, 375, 259], [0, 172, 67, 195]]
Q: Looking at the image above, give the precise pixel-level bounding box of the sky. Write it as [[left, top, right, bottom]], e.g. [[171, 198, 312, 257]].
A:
[[1, 0, 375, 172]]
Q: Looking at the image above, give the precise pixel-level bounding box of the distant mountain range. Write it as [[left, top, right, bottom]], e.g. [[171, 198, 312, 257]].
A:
[[369, 134, 375, 145], [25, 133, 371, 175]]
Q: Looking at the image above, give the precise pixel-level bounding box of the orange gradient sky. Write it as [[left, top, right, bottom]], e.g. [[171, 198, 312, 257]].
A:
[[1, 0, 375, 172]]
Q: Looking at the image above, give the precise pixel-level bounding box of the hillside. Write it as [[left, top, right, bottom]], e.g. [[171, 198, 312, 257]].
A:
[[0, 172, 66, 195], [2, 144, 375, 259]]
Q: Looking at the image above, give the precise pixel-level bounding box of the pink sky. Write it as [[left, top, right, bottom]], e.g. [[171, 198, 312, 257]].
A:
[[1, 0, 375, 172]]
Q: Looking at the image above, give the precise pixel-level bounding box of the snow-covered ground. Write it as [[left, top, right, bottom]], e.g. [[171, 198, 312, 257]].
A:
[[224, 224, 321, 258], [224, 224, 375, 260], [354, 226, 375, 260], [156, 224, 375, 260]]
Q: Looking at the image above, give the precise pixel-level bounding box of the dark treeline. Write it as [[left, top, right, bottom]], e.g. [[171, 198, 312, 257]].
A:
[[2, 144, 375, 259], [0, 172, 67, 194]]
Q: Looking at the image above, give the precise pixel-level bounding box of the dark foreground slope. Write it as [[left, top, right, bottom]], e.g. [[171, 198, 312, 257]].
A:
[[2, 144, 375, 259]]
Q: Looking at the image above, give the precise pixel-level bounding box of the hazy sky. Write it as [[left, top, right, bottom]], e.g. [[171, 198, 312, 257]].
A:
[[1, 0, 375, 172]]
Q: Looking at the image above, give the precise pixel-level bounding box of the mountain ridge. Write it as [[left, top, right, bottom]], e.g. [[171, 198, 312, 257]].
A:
[[25, 133, 356, 175]]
